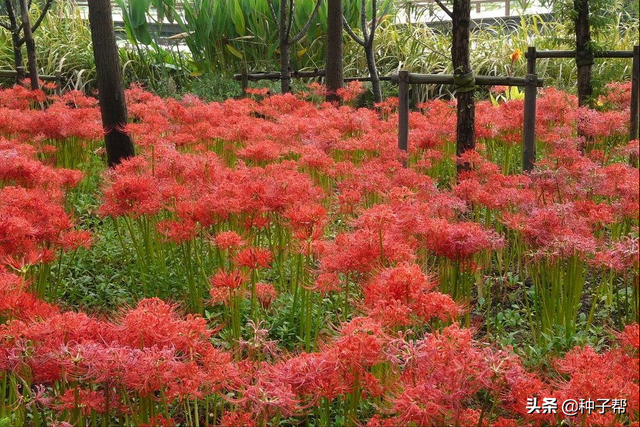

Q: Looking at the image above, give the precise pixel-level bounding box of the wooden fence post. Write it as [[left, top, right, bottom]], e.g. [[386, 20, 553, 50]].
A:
[[15, 66, 25, 85], [630, 45, 639, 142], [526, 46, 536, 75], [240, 69, 249, 97], [398, 70, 410, 166], [411, 84, 419, 110], [522, 73, 537, 172], [55, 71, 62, 96]]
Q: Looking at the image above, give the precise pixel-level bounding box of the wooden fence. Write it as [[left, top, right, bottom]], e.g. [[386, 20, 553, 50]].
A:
[[391, 71, 543, 171], [0, 68, 63, 95], [232, 69, 393, 94], [525, 45, 640, 142]]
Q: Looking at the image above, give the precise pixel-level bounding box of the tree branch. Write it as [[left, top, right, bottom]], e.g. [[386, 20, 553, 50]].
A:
[[368, 0, 377, 47], [4, 0, 18, 30], [372, 0, 391, 35], [359, 0, 368, 42], [434, 0, 453, 18], [30, 0, 53, 33], [289, 0, 322, 44], [15, 0, 33, 32], [285, 0, 295, 41], [342, 15, 365, 46], [268, 0, 280, 31]]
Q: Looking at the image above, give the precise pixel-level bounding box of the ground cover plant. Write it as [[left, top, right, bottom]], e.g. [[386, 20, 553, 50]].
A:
[[0, 80, 638, 426]]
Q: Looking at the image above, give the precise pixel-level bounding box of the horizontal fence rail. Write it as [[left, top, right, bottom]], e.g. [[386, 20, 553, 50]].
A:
[[0, 69, 61, 82], [526, 45, 639, 142], [391, 70, 543, 172], [0, 69, 63, 94], [233, 70, 393, 82], [390, 73, 544, 87], [527, 50, 635, 59]]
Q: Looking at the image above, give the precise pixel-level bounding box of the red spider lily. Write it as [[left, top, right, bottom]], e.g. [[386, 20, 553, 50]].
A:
[[118, 298, 212, 352], [364, 263, 460, 327], [237, 140, 284, 163], [284, 202, 328, 241], [593, 236, 639, 272], [554, 341, 639, 425], [210, 269, 248, 290], [617, 323, 640, 350], [213, 231, 245, 251], [336, 81, 366, 103], [210, 286, 231, 306], [53, 388, 106, 415], [1, 81, 638, 427], [254, 283, 277, 307], [0, 139, 83, 188], [156, 219, 198, 244], [139, 415, 176, 427], [59, 230, 93, 251], [0, 186, 89, 266], [0, 269, 58, 320], [320, 228, 416, 276], [419, 218, 505, 261], [99, 171, 163, 218], [235, 247, 273, 270], [219, 411, 257, 427], [313, 272, 342, 295]]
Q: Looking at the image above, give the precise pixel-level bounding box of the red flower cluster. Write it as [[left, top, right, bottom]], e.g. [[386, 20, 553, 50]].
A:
[[0, 82, 637, 426]]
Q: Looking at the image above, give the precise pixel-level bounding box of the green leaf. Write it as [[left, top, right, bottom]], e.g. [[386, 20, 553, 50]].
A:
[[489, 92, 499, 106], [230, 0, 246, 36], [225, 44, 244, 59], [129, 0, 152, 28]]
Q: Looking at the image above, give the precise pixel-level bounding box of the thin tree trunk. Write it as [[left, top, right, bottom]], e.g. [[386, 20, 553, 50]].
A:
[[574, 0, 592, 107], [325, 0, 343, 102], [365, 44, 381, 103], [18, 0, 38, 89], [4, 1, 25, 82], [452, 0, 475, 169], [280, 42, 291, 93], [11, 33, 24, 81], [279, 0, 291, 93], [88, 0, 135, 167]]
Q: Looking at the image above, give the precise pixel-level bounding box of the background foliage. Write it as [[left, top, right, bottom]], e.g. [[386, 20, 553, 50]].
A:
[[0, 0, 638, 99]]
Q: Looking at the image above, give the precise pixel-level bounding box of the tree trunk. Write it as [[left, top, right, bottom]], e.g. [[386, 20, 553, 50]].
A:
[[325, 0, 343, 102], [4, 0, 25, 82], [452, 0, 475, 170], [19, 0, 39, 90], [365, 43, 381, 103], [279, 0, 291, 93], [88, 0, 135, 167], [280, 42, 291, 93], [11, 33, 24, 82], [574, 0, 592, 107]]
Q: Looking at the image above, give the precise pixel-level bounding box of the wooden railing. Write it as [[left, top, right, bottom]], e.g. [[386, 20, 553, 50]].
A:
[[0, 69, 63, 94]]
